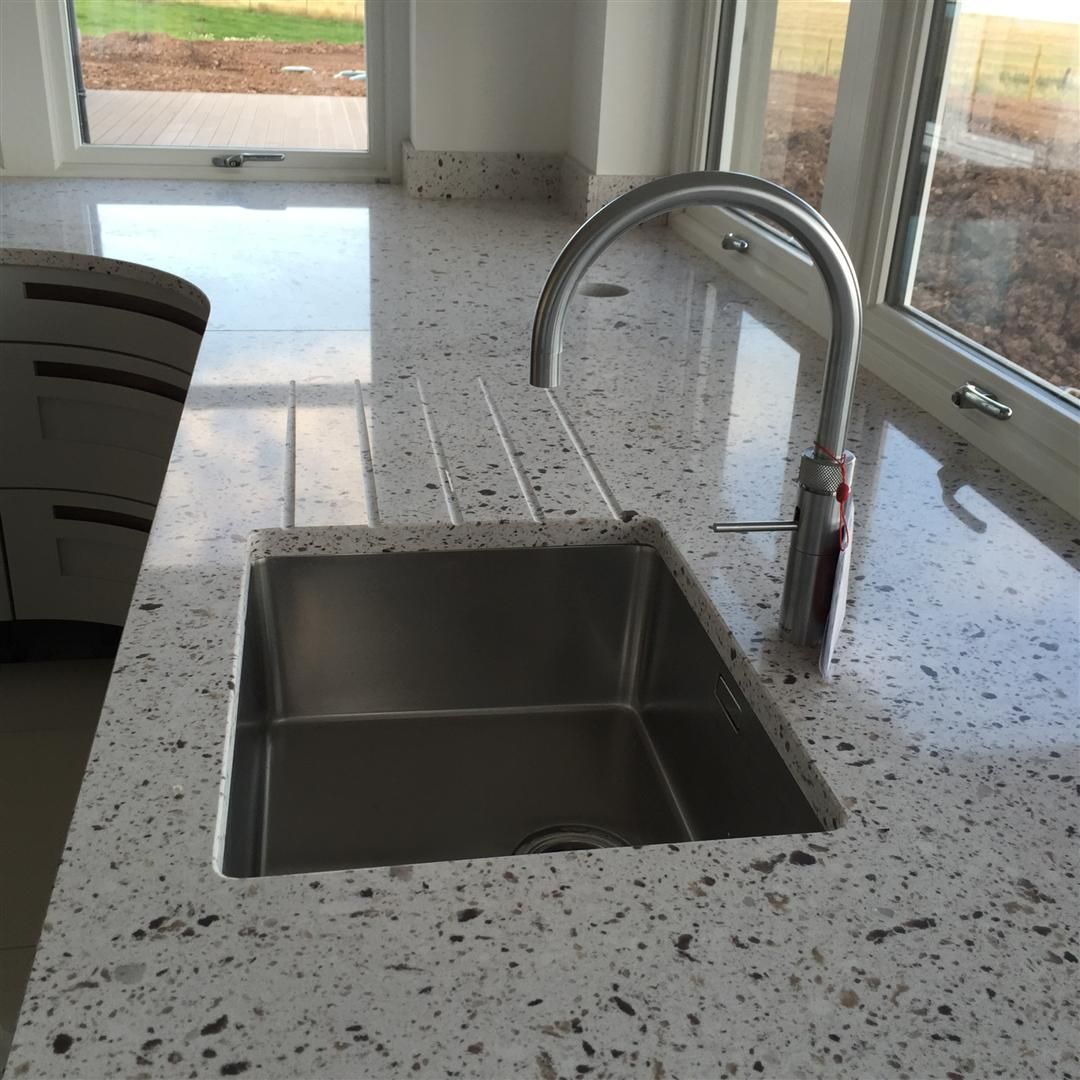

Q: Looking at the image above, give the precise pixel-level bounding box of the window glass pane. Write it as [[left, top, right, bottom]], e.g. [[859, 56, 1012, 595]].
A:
[[731, 0, 852, 211], [759, 0, 850, 208], [895, 0, 1079, 397], [69, 0, 368, 152]]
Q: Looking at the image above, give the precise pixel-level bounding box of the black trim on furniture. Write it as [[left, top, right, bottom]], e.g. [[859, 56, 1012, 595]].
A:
[[52, 504, 153, 533], [34, 360, 187, 404], [24, 281, 207, 334]]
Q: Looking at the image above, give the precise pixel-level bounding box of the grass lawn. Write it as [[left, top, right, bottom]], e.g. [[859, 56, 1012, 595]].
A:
[[74, 0, 364, 44]]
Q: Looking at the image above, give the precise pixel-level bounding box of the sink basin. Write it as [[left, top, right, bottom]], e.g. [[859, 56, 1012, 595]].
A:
[[220, 541, 830, 877]]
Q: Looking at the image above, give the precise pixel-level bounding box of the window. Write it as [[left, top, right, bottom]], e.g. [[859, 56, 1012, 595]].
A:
[[677, 0, 1080, 517], [889, 0, 1079, 401], [67, 0, 368, 154], [20, 0, 409, 180], [710, 0, 852, 212]]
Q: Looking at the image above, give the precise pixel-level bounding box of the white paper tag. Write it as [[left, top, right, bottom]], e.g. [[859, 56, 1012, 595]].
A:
[[819, 493, 854, 680]]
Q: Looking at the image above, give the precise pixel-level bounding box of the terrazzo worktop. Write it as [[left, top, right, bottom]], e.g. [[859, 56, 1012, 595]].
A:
[[1, 180, 1077, 1079]]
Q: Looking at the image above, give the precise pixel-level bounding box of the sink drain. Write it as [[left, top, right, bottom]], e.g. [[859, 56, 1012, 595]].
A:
[[513, 824, 629, 855]]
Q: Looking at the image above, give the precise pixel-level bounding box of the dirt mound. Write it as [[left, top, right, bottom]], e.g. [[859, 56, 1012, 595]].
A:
[[915, 155, 1079, 387], [79, 32, 366, 96], [760, 71, 1078, 390]]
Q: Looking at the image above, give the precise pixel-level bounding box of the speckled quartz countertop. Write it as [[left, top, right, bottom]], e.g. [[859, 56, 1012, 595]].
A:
[[2, 180, 1077, 1080]]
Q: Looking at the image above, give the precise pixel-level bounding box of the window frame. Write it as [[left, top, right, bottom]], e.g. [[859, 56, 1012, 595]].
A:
[[16, 0, 408, 182], [672, 0, 1080, 518], [683, 0, 830, 334]]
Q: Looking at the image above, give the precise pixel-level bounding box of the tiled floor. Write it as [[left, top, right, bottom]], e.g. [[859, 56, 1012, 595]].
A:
[[0, 659, 112, 1069]]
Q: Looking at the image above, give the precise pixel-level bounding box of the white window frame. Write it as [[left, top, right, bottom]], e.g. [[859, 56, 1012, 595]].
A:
[[671, 0, 1080, 518], [677, 0, 829, 333], [11, 0, 408, 182]]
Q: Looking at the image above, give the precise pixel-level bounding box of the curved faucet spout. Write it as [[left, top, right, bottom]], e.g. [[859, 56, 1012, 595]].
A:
[[528, 171, 864, 647], [531, 171, 861, 458]]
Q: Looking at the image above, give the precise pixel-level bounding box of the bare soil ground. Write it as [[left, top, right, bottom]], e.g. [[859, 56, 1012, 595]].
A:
[[762, 72, 1078, 391], [79, 33, 366, 96]]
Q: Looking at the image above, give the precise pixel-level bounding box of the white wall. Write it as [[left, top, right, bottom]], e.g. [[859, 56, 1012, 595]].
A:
[[567, 0, 607, 170], [0, 0, 61, 175], [562, 0, 685, 176], [409, 0, 683, 172], [593, 0, 684, 175], [410, 0, 576, 153]]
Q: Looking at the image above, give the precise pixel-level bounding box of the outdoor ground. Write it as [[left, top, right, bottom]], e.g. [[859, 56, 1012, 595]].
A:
[[761, 71, 1079, 392], [79, 34, 366, 97], [74, 0, 365, 95]]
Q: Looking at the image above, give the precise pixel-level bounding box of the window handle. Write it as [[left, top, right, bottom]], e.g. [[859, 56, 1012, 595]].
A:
[[951, 383, 1013, 421], [722, 232, 750, 253], [211, 153, 286, 168]]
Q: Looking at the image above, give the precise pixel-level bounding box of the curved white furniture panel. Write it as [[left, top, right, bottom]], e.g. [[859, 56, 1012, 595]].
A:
[[0, 250, 209, 627], [0, 258, 208, 374], [0, 342, 187, 505], [0, 490, 153, 627]]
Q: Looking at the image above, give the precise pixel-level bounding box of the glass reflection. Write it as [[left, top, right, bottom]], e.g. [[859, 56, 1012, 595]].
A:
[[95, 204, 372, 332]]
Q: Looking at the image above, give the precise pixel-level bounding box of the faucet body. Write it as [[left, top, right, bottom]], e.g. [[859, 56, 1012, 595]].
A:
[[529, 171, 863, 646]]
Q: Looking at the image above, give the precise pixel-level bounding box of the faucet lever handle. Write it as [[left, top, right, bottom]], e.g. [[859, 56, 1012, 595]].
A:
[[709, 520, 798, 534]]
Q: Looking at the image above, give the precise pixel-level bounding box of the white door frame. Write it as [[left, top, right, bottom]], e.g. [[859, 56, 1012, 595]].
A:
[[12, 0, 408, 181]]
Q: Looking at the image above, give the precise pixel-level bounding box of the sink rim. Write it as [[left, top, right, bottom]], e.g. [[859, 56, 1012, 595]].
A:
[[211, 516, 846, 879]]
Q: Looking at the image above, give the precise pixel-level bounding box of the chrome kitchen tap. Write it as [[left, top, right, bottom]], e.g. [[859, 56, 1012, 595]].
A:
[[529, 171, 862, 646]]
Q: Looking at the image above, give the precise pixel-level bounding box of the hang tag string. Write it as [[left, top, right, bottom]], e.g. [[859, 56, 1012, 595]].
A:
[[814, 443, 850, 551]]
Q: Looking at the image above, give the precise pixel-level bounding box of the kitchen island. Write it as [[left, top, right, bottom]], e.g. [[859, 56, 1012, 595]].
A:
[[2, 179, 1076, 1079]]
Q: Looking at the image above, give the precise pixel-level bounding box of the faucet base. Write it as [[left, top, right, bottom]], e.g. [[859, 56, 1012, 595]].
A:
[[779, 452, 853, 646], [527, 172, 864, 650], [780, 545, 837, 646]]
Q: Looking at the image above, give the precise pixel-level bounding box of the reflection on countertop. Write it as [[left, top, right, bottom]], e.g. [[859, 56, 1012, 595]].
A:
[[1, 179, 1077, 1080]]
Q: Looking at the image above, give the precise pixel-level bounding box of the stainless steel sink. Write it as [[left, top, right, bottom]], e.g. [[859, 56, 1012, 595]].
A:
[[221, 543, 827, 877]]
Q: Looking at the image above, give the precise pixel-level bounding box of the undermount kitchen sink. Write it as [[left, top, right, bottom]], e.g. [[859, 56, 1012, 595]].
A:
[[221, 542, 828, 877]]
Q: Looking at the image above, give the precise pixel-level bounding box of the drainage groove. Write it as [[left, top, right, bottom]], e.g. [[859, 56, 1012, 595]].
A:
[[513, 824, 629, 855]]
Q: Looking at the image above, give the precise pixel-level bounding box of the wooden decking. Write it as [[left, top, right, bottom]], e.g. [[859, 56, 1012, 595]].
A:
[[85, 89, 368, 151]]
